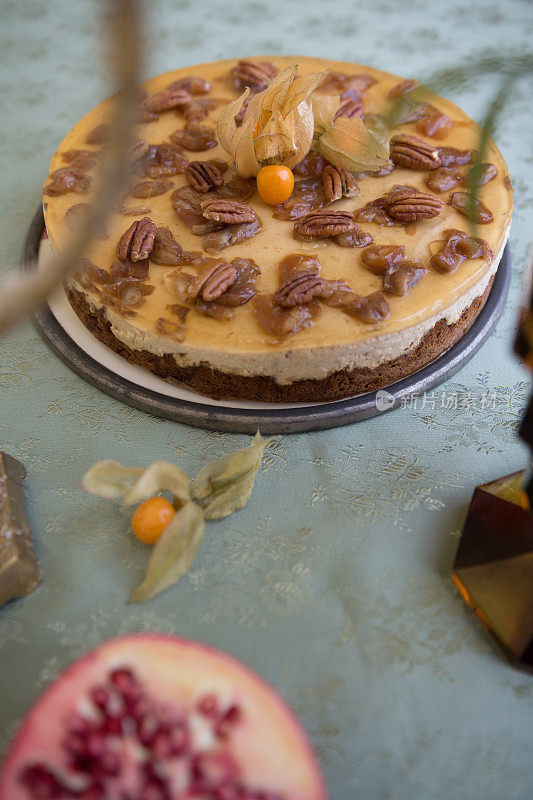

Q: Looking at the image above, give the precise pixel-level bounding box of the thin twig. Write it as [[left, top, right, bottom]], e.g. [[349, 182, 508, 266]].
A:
[[0, 0, 141, 331]]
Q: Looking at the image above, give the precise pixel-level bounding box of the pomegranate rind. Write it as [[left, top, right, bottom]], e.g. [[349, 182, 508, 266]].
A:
[[0, 633, 328, 800]]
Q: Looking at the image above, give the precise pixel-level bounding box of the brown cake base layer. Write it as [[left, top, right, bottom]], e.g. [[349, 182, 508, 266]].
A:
[[66, 279, 494, 402]]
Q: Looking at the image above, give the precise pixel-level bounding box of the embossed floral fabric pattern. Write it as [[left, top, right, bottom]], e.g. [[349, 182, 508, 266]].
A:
[[1, 1, 533, 798]]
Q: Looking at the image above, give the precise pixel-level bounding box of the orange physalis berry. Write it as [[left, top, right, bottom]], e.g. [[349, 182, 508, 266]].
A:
[[256, 165, 294, 205], [131, 496, 176, 545]]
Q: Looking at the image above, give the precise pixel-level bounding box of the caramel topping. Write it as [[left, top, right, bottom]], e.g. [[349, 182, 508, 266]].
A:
[[424, 167, 461, 193], [449, 192, 494, 224], [362, 244, 405, 275], [431, 228, 492, 274]]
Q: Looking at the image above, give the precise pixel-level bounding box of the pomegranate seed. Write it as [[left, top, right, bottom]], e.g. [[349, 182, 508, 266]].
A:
[[128, 696, 153, 725], [223, 704, 242, 724], [150, 730, 172, 759], [191, 752, 239, 792], [216, 703, 242, 738], [64, 733, 88, 758], [85, 731, 106, 759], [20, 763, 63, 799], [215, 784, 246, 800], [215, 719, 232, 739], [137, 714, 161, 747], [143, 779, 170, 800], [100, 714, 123, 735], [89, 686, 110, 711], [169, 722, 189, 755], [77, 784, 104, 800], [197, 692, 219, 717], [142, 761, 162, 780], [99, 752, 121, 776], [66, 716, 92, 736], [109, 668, 140, 699]]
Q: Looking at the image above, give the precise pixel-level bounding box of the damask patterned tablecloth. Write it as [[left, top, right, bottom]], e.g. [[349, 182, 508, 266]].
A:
[[1, 0, 532, 798]]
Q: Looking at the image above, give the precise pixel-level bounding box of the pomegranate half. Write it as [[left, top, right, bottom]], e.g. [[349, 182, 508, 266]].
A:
[[0, 633, 327, 800]]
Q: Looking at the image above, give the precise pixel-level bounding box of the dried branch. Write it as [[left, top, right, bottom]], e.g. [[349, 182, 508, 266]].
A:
[[0, 0, 141, 331]]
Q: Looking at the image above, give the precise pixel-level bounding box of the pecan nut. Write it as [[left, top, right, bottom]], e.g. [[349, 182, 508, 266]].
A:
[[44, 168, 91, 197], [231, 60, 278, 91], [202, 218, 262, 253], [140, 143, 188, 178], [144, 88, 191, 113], [86, 123, 110, 145], [116, 217, 157, 262], [129, 137, 150, 160], [61, 149, 98, 171], [185, 160, 224, 193], [183, 97, 219, 122], [388, 79, 419, 99], [390, 134, 442, 170], [130, 178, 173, 198], [333, 97, 364, 121], [188, 261, 237, 301], [200, 198, 257, 224], [274, 273, 325, 307], [322, 164, 359, 203], [294, 210, 355, 238], [137, 107, 159, 123], [167, 76, 211, 95], [170, 122, 218, 152], [383, 189, 444, 222], [320, 72, 376, 95]]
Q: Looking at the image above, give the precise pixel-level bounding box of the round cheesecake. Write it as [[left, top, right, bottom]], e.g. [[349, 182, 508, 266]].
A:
[[43, 56, 513, 402]]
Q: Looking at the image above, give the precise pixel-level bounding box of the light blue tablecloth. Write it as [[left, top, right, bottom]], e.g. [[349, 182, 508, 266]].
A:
[[1, 1, 532, 797]]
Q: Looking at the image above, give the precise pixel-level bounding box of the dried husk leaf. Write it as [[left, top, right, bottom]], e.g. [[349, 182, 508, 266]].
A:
[[231, 98, 262, 177], [311, 94, 340, 137], [284, 103, 317, 169], [217, 65, 328, 176], [191, 431, 272, 520], [82, 461, 143, 499], [122, 461, 190, 507], [315, 115, 390, 173], [83, 460, 190, 506], [254, 109, 296, 163], [280, 69, 329, 113], [217, 87, 250, 152], [130, 502, 205, 603], [257, 64, 299, 122]]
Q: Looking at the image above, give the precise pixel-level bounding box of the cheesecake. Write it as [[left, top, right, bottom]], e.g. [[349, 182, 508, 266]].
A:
[[42, 56, 513, 402]]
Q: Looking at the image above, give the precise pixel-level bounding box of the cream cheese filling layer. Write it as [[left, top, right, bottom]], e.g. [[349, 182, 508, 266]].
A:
[[76, 228, 507, 384]]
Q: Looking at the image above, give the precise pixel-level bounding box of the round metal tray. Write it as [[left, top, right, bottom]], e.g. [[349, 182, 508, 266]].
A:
[[23, 206, 510, 434]]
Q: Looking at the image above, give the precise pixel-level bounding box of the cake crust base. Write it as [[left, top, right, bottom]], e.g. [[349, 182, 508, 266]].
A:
[[66, 280, 494, 403]]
